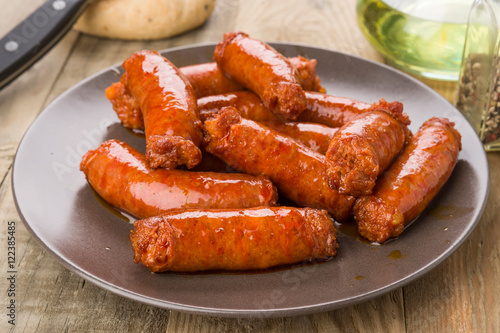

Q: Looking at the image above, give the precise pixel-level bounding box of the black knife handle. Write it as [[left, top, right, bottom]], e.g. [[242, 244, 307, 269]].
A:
[[0, 0, 91, 90]]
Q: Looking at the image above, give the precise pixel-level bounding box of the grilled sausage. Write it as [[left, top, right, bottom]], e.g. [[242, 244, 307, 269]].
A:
[[203, 107, 356, 222], [288, 56, 324, 92], [180, 62, 245, 98], [199, 97, 337, 155], [259, 121, 338, 155], [131, 206, 338, 272], [325, 107, 411, 197], [297, 93, 404, 128], [107, 55, 324, 131], [198, 91, 277, 122], [116, 50, 203, 169], [80, 140, 278, 219], [198, 91, 404, 129], [353, 117, 462, 243], [105, 81, 143, 129], [214, 32, 307, 120], [180, 56, 324, 98]]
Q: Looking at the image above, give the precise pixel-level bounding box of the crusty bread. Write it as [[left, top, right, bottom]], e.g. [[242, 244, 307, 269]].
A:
[[73, 0, 216, 40]]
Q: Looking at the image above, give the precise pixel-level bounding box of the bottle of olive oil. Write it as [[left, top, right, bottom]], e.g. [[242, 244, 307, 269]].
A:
[[356, 0, 474, 81]]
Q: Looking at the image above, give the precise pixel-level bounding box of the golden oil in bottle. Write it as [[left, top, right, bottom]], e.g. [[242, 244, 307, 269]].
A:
[[356, 0, 473, 81]]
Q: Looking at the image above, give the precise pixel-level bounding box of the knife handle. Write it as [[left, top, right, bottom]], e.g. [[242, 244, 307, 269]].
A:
[[0, 0, 91, 90]]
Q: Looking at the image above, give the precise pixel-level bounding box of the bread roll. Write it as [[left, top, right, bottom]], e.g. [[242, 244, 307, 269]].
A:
[[73, 0, 216, 40]]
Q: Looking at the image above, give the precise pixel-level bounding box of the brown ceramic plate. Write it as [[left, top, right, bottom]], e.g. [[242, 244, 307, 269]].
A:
[[12, 43, 489, 318]]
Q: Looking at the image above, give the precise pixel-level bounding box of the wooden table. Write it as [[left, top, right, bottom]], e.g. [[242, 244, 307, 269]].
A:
[[1, 0, 498, 331]]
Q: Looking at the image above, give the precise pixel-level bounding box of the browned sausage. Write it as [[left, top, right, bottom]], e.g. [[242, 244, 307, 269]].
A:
[[192, 121, 336, 173], [259, 121, 338, 155], [325, 107, 411, 197], [117, 50, 203, 169], [190, 118, 336, 173], [297, 93, 405, 128], [288, 56, 325, 93], [353, 117, 462, 243], [214, 32, 307, 120], [198, 96, 337, 155], [180, 56, 324, 98], [198, 91, 367, 125], [180, 62, 245, 98], [105, 82, 143, 129], [203, 107, 356, 222], [80, 140, 278, 219], [297, 91, 372, 127], [198, 91, 404, 129], [107, 86, 401, 138], [107, 55, 323, 131], [131, 206, 337, 272], [198, 91, 277, 122]]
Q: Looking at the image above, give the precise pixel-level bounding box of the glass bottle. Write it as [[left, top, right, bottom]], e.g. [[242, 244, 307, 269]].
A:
[[455, 0, 500, 151], [356, 0, 473, 81]]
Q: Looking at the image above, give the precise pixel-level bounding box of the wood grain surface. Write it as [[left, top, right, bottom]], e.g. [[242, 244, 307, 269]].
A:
[[0, 0, 497, 332]]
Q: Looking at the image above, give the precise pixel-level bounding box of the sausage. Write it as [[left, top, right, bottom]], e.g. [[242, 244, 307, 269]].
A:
[[298, 93, 404, 128], [214, 31, 307, 120], [298, 91, 371, 127], [130, 206, 338, 272], [107, 54, 324, 131], [80, 139, 278, 219], [198, 95, 337, 154], [105, 82, 143, 129], [198, 91, 277, 122], [198, 91, 368, 126], [203, 107, 356, 222], [353, 117, 462, 243], [288, 56, 325, 93], [108, 84, 402, 139], [259, 121, 338, 155], [192, 116, 336, 173], [118, 50, 203, 169], [192, 120, 336, 172], [180, 62, 245, 98], [198, 91, 404, 130], [180, 56, 324, 98], [325, 107, 411, 197]]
